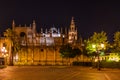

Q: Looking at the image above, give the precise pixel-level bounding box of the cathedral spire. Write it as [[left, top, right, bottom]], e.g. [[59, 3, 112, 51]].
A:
[[70, 17, 75, 31], [32, 20, 36, 33], [68, 17, 77, 44]]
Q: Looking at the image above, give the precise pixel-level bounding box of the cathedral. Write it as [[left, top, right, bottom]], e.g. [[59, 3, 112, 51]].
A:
[[12, 17, 77, 46], [0, 17, 85, 66]]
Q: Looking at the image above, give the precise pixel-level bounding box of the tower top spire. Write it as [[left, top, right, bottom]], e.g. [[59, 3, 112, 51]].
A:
[[32, 20, 36, 34], [70, 16, 75, 31]]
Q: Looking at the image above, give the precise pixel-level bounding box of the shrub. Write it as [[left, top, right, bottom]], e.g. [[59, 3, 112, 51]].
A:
[[72, 61, 92, 66], [100, 61, 120, 68]]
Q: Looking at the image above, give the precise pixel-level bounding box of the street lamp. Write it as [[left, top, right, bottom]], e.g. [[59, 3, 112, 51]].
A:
[[92, 43, 105, 70]]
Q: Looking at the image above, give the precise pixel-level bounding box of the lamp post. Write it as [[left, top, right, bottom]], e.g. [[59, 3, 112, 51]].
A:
[[92, 43, 104, 70]]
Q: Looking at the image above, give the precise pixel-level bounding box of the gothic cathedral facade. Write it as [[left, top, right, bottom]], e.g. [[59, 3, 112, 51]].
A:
[[9, 17, 80, 65]]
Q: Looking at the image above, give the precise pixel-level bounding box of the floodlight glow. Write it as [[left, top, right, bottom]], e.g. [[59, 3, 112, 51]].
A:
[[92, 44, 96, 48], [101, 43, 104, 48]]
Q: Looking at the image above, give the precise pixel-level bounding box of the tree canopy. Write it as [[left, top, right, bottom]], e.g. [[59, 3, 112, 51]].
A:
[[84, 31, 108, 57], [4, 28, 21, 53], [59, 44, 81, 58], [4, 28, 21, 65], [112, 31, 120, 54]]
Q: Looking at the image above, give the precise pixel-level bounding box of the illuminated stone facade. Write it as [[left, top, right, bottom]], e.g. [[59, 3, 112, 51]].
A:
[[68, 17, 77, 43], [0, 37, 6, 57], [4, 17, 82, 65]]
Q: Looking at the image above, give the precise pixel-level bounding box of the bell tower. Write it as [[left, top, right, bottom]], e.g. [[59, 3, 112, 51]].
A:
[[32, 20, 36, 32], [68, 17, 77, 43]]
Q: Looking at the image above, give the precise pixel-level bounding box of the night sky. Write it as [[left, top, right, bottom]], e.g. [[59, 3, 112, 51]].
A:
[[0, 0, 120, 41]]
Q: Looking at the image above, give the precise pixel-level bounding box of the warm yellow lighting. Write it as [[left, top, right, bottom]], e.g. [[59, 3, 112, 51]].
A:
[[4, 55, 6, 57], [3, 47, 5, 50], [92, 44, 96, 48], [63, 35, 65, 38], [109, 57, 119, 62], [6, 54, 8, 56], [101, 43, 104, 48], [1, 48, 4, 52], [1, 47, 8, 57], [2, 53, 4, 55], [92, 43, 105, 50], [1, 47, 7, 52], [5, 50, 7, 53], [94, 58, 98, 62]]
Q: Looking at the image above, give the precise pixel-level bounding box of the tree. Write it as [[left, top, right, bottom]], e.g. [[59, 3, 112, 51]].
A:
[[4, 28, 21, 65], [85, 31, 108, 57], [59, 44, 73, 58], [59, 44, 81, 65], [112, 31, 120, 54], [59, 44, 81, 58], [72, 48, 82, 60], [84, 31, 108, 70]]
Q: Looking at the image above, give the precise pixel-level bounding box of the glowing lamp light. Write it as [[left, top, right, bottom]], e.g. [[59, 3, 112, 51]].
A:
[[109, 57, 119, 62], [4, 55, 6, 57], [92, 44, 96, 49], [3, 47, 5, 50], [1, 47, 7, 52], [101, 43, 104, 49], [94, 58, 98, 62], [5, 50, 7, 53], [6, 54, 8, 56], [1, 47, 8, 57]]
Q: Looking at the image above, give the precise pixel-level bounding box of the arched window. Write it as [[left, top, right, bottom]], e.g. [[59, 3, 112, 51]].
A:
[[20, 32, 26, 37]]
